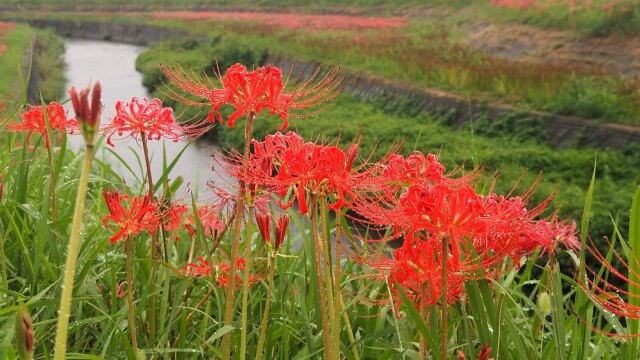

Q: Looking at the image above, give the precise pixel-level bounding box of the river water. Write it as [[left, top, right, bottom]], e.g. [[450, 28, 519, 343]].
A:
[[64, 39, 226, 199]]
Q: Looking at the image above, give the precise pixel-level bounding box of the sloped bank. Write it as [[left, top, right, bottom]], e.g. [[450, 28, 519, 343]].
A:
[[27, 18, 640, 150]]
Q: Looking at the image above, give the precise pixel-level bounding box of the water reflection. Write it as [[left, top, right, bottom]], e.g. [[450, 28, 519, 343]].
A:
[[63, 39, 227, 198]]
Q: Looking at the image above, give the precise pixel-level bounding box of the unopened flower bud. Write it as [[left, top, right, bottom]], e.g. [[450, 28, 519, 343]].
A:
[[15, 305, 34, 360], [255, 212, 272, 247], [69, 81, 102, 146], [275, 214, 289, 251]]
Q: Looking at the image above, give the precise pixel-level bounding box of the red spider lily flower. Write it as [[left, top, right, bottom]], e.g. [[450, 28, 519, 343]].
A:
[[215, 257, 258, 288], [8, 102, 77, 149], [115, 281, 127, 299], [226, 131, 380, 215], [576, 235, 640, 327], [102, 189, 160, 243], [364, 239, 469, 313], [69, 82, 102, 145], [163, 203, 190, 241], [102, 97, 209, 146], [186, 205, 225, 238], [352, 151, 578, 312], [161, 62, 341, 129], [184, 256, 212, 277]]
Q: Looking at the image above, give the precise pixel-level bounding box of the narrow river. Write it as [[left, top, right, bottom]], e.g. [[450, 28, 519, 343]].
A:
[[64, 39, 226, 199]]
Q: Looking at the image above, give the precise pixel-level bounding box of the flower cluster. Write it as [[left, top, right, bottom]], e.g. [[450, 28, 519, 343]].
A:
[[183, 256, 257, 288], [352, 151, 579, 311], [152, 12, 407, 31], [102, 97, 210, 146], [9, 102, 77, 149], [161, 63, 341, 129], [102, 189, 160, 243], [226, 131, 377, 215]]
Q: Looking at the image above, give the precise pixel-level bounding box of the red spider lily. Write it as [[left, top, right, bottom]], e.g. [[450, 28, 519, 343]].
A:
[[352, 151, 577, 311], [163, 203, 190, 241], [115, 281, 127, 299], [102, 189, 160, 243], [215, 258, 258, 288], [226, 131, 381, 215], [8, 102, 77, 149], [152, 12, 407, 31], [69, 82, 102, 145], [187, 205, 225, 238], [184, 256, 212, 277], [161, 62, 341, 129], [102, 97, 209, 146], [576, 235, 640, 325]]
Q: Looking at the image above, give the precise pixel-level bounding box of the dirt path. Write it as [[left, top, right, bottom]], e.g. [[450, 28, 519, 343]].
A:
[[465, 21, 640, 79]]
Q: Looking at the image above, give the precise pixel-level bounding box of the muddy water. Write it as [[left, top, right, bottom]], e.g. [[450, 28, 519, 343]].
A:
[[63, 39, 229, 199]]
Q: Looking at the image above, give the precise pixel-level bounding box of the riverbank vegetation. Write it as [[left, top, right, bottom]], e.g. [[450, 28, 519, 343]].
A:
[[12, 7, 640, 126]]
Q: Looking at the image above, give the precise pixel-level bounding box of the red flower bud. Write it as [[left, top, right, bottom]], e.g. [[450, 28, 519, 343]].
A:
[[275, 214, 289, 251], [69, 82, 102, 145], [255, 212, 272, 246]]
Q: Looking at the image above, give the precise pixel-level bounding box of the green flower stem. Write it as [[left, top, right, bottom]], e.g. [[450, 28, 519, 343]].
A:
[[319, 197, 339, 359], [310, 195, 333, 358], [334, 215, 361, 360], [440, 234, 449, 360], [46, 145, 57, 221], [53, 144, 95, 360], [140, 134, 157, 341], [240, 205, 254, 360], [125, 236, 139, 352], [221, 112, 255, 359], [255, 254, 276, 360], [338, 291, 360, 360], [0, 230, 7, 302]]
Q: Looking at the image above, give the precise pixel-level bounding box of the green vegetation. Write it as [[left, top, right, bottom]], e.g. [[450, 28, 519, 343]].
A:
[[0, 24, 32, 105], [31, 29, 66, 103]]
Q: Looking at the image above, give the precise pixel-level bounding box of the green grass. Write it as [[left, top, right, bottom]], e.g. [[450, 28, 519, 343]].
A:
[[0, 24, 32, 105]]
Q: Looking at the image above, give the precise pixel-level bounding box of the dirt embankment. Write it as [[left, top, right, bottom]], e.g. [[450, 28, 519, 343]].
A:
[[26, 19, 640, 150], [466, 21, 640, 80]]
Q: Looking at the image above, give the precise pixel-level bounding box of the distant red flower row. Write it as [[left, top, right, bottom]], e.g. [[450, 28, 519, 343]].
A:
[[0, 21, 15, 55], [152, 11, 407, 31]]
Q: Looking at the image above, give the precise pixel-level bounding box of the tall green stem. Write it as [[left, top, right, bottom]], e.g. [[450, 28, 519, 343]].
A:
[[319, 198, 339, 359], [335, 215, 360, 360], [240, 205, 254, 360], [53, 144, 95, 360], [47, 146, 57, 221], [221, 112, 255, 358], [125, 236, 138, 351], [255, 254, 276, 360], [310, 195, 333, 358], [0, 230, 7, 301], [140, 134, 157, 340]]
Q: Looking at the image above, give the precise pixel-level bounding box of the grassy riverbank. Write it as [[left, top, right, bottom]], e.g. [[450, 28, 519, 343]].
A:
[[7, 8, 640, 125]]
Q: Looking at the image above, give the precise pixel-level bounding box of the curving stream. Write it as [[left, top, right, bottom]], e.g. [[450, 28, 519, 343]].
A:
[[63, 39, 228, 199]]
